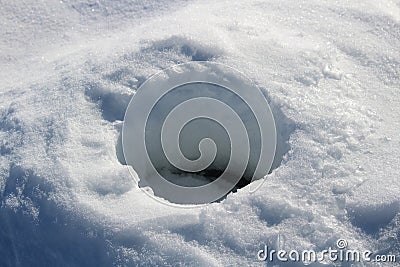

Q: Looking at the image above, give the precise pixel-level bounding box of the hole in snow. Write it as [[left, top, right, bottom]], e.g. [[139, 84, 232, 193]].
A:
[[116, 90, 295, 198], [89, 37, 294, 200]]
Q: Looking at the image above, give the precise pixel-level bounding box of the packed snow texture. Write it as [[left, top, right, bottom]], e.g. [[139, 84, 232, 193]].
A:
[[1, 0, 400, 266]]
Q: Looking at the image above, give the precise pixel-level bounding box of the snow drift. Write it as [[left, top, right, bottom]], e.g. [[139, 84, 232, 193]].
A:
[[0, 0, 399, 266]]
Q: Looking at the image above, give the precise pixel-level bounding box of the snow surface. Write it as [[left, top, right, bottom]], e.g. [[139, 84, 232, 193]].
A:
[[1, 0, 399, 266]]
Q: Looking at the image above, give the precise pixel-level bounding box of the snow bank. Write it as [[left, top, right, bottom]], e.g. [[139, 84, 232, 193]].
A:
[[1, 0, 399, 266]]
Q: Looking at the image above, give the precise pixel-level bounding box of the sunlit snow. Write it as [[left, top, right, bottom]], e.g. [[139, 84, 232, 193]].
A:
[[0, 0, 399, 266]]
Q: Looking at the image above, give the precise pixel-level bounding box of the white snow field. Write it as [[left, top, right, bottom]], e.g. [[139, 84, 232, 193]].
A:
[[1, 0, 399, 266]]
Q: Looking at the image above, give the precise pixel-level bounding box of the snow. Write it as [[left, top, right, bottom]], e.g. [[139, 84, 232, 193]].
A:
[[1, 0, 399, 266]]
